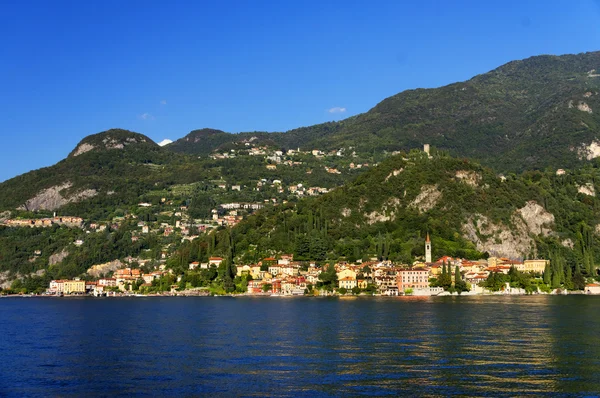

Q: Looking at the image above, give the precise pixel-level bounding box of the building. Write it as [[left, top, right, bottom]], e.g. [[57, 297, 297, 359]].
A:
[[522, 259, 548, 274], [397, 268, 430, 292], [236, 264, 252, 277], [63, 279, 85, 294], [268, 265, 281, 276], [339, 277, 357, 290], [209, 257, 223, 267], [48, 280, 66, 294], [585, 284, 600, 294], [98, 278, 117, 287], [425, 233, 432, 263]]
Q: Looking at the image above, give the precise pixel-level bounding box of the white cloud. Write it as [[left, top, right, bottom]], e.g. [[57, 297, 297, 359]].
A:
[[158, 139, 173, 147], [160, 100, 167, 105], [139, 113, 154, 120], [328, 107, 347, 114]]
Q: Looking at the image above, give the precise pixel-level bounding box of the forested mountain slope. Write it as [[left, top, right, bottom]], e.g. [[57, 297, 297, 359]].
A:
[[221, 149, 600, 268], [169, 51, 600, 172]]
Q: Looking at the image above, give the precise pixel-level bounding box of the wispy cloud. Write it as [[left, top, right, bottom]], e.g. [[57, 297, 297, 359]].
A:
[[158, 139, 173, 147], [160, 100, 167, 105], [328, 107, 347, 114], [139, 113, 155, 120]]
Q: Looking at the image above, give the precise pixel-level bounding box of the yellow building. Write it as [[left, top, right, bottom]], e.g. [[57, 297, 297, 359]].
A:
[[236, 265, 252, 277], [339, 277, 357, 290], [63, 279, 85, 294], [337, 268, 357, 281], [523, 259, 548, 274], [250, 265, 262, 279]]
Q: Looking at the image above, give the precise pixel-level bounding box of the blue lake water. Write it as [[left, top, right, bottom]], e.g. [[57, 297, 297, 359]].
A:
[[1, 295, 600, 396]]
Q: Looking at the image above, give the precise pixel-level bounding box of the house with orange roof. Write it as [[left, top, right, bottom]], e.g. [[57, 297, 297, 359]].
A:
[[585, 284, 600, 294], [209, 257, 223, 266], [339, 276, 357, 290]]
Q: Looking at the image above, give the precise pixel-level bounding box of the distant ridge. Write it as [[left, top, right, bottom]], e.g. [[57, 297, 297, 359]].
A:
[[168, 51, 600, 172]]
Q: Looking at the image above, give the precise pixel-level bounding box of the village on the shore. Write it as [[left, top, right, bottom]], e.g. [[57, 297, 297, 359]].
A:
[[2, 144, 599, 298], [40, 234, 600, 297]]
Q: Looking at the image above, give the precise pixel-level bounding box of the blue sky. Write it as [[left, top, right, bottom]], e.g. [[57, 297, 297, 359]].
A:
[[1, 0, 600, 182]]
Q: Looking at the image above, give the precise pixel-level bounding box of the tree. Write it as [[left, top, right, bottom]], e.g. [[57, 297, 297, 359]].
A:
[[573, 267, 586, 290], [551, 268, 561, 289], [221, 255, 236, 293], [543, 261, 551, 285], [318, 263, 338, 289], [454, 265, 468, 293], [437, 261, 452, 290], [338, 287, 347, 295]]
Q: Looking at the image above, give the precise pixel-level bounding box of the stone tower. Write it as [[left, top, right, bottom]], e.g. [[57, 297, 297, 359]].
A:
[[425, 233, 432, 263]]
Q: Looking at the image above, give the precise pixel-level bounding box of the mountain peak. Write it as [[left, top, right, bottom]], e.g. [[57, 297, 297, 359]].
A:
[[69, 129, 157, 158], [185, 128, 228, 139]]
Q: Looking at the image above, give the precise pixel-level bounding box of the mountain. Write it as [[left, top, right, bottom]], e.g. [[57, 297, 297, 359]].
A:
[[168, 51, 600, 172], [0, 128, 361, 219], [0, 129, 197, 216], [224, 148, 600, 266], [3, 51, 600, 291]]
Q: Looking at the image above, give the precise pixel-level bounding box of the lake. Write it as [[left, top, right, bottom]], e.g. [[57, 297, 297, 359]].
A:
[[1, 295, 600, 396]]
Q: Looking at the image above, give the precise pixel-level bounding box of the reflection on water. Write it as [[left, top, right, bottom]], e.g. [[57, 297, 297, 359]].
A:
[[1, 296, 600, 396]]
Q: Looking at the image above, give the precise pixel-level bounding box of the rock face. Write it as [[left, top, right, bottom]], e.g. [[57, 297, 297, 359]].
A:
[[462, 214, 534, 259], [384, 169, 404, 182], [72, 143, 95, 157], [49, 249, 69, 266], [19, 182, 97, 211], [578, 183, 596, 197], [577, 141, 600, 160], [0, 271, 12, 289], [517, 201, 555, 236], [577, 102, 593, 114], [365, 198, 399, 225], [455, 170, 481, 187], [87, 260, 123, 278], [462, 201, 554, 258], [409, 185, 442, 213]]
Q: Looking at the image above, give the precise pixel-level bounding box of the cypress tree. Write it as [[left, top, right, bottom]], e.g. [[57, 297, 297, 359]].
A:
[[588, 251, 595, 277], [543, 261, 551, 284], [564, 261, 572, 289], [551, 266, 561, 289]]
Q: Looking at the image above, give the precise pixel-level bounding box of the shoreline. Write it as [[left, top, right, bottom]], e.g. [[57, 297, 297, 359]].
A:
[[1, 291, 595, 299]]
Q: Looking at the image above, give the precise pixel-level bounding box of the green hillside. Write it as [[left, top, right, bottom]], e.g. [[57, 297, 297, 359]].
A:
[[169, 51, 600, 172], [204, 148, 600, 269]]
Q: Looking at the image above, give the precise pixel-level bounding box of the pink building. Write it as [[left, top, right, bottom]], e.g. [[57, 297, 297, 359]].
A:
[[397, 269, 430, 291]]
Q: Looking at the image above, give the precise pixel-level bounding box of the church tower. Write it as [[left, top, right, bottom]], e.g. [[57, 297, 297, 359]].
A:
[[425, 233, 432, 263]]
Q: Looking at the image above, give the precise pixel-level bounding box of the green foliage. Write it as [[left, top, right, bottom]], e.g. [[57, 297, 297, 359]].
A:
[[318, 263, 338, 290], [454, 265, 468, 293], [483, 267, 536, 293]]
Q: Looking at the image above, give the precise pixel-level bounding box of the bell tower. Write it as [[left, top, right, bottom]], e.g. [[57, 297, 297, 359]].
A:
[[425, 233, 432, 263]]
